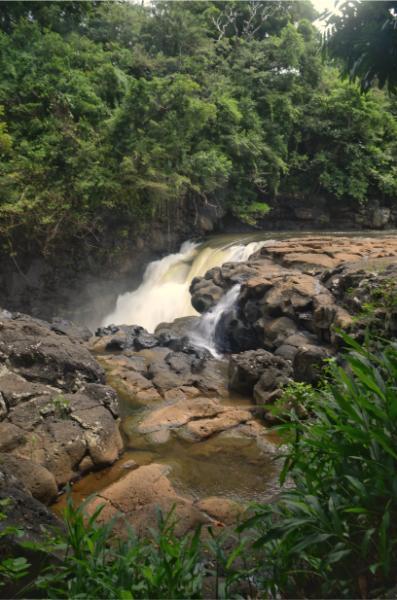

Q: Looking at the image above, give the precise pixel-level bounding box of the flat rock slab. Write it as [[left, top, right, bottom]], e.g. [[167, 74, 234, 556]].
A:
[[86, 463, 213, 537], [136, 396, 253, 444]]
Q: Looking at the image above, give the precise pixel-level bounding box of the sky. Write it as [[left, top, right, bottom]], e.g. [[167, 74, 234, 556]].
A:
[[312, 0, 339, 12], [311, 0, 340, 31]]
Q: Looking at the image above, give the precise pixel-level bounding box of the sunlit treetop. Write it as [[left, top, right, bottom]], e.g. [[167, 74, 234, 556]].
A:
[[324, 0, 397, 93]]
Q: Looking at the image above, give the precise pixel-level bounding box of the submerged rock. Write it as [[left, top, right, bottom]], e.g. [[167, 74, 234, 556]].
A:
[[195, 496, 244, 526], [85, 463, 212, 537]]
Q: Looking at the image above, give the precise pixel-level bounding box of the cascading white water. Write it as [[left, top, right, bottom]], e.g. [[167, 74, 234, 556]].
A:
[[188, 285, 241, 356], [102, 237, 270, 332]]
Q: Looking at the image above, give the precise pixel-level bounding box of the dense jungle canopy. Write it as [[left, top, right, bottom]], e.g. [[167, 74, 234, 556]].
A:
[[0, 0, 396, 256]]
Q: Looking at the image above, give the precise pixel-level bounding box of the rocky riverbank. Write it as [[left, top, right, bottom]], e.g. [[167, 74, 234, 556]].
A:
[[1, 234, 396, 554], [0, 311, 123, 551]]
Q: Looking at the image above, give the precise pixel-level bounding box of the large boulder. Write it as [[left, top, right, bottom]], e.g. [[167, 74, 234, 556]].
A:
[[229, 349, 292, 397], [293, 344, 332, 384], [3, 383, 123, 487], [50, 318, 92, 342], [0, 454, 57, 505], [0, 468, 61, 561], [147, 349, 228, 398], [0, 313, 104, 390], [99, 353, 162, 407], [0, 312, 123, 491], [323, 259, 397, 340], [155, 316, 201, 341]]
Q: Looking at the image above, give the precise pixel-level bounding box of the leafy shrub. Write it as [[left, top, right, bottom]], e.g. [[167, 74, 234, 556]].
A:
[[353, 278, 397, 340], [242, 336, 397, 598], [35, 498, 205, 599], [265, 380, 317, 422]]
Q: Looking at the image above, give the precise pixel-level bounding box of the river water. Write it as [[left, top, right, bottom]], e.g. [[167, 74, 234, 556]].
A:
[[54, 230, 396, 515]]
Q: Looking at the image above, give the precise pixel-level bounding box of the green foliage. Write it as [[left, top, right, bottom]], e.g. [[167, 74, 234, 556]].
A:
[[352, 277, 397, 338], [0, 1, 395, 256], [35, 497, 205, 599], [3, 339, 397, 598], [324, 0, 397, 93], [232, 201, 270, 226], [46, 394, 71, 419], [0, 499, 30, 589], [0, 106, 11, 155], [284, 68, 397, 202], [267, 380, 317, 422], [242, 337, 397, 598]]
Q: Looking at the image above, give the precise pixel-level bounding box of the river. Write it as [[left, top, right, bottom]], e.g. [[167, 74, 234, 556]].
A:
[[53, 229, 396, 516]]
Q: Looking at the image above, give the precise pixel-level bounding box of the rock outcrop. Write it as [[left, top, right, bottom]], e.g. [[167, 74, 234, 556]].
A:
[[91, 327, 229, 404], [2, 233, 396, 549], [190, 236, 397, 386], [0, 312, 123, 504]]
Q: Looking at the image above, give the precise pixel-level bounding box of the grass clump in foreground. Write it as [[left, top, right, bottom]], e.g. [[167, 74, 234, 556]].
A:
[[3, 336, 397, 599]]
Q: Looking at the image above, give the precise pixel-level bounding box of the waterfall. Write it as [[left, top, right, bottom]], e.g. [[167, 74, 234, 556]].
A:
[[188, 285, 241, 356], [102, 236, 269, 332]]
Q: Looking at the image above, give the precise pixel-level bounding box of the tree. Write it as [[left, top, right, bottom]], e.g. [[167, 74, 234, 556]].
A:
[[0, 0, 395, 258], [324, 0, 397, 93]]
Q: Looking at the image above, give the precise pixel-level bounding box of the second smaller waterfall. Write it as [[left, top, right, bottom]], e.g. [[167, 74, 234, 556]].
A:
[[188, 285, 241, 356]]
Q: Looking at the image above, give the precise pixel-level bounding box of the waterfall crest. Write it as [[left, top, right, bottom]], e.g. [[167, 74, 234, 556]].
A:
[[103, 237, 268, 332]]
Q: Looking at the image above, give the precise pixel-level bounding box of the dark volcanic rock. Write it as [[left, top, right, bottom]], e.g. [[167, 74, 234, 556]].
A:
[[229, 349, 292, 397], [51, 318, 92, 342], [0, 467, 62, 598], [0, 454, 57, 505], [293, 344, 332, 384], [0, 311, 123, 491], [148, 349, 228, 397], [96, 324, 158, 352], [190, 237, 397, 370], [155, 316, 200, 340], [0, 313, 104, 390]]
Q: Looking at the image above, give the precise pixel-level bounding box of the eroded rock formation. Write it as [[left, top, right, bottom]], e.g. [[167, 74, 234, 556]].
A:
[[0, 312, 123, 506]]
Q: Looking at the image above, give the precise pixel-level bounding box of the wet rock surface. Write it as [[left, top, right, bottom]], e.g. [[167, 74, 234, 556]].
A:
[[190, 236, 397, 384], [2, 234, 396, 543], [70, 234, 396, 535], [85, 463, 213, 537], [91, 329, 229, 404], [0, 312, 123, 503]]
